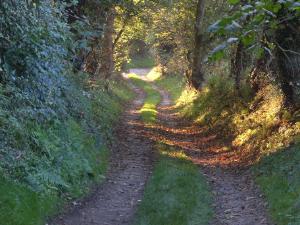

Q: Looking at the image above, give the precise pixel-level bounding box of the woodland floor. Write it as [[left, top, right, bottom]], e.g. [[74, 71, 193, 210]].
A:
[[50, 69, 273, 225]]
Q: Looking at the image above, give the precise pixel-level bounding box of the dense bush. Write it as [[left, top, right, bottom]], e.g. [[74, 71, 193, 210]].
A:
[[0, 1, 134, 224]]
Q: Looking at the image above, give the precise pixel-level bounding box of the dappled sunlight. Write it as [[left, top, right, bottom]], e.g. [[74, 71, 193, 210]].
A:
[[146, 67, 162, 81], [160, 149, 190, 160], [228, 84, 300, 160], [232, 128, 258, 147], [127, 105, 245, 167], [127, 70, 300, 168], [137, 107, 283, 167], [176, 88, 198, 108], [124, 67, 161, 82]]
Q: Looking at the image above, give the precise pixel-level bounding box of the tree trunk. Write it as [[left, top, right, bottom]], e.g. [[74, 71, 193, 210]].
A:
[[190, 0, 206, 89], [275, 12, 300, 107], [97, 7, 115, 79], [231, 41, 244, 91], [65, 0, 86, 24]]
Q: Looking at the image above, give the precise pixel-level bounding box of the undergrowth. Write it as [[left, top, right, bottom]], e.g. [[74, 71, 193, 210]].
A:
[[0, 2, 135, 224]]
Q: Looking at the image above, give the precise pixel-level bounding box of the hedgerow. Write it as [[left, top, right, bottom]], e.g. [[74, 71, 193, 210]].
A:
[[0, 1, 134, 224]]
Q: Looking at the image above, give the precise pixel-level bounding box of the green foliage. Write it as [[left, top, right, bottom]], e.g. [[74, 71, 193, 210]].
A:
[[178, 75, 246, 128], [0, 77, 133, 224], [0, 1, 75, 121], [0, 1, 135, 224], [145, 0, 197, 74], [91, 79, 135, 138], [253, 144, 300, 225], [208, 0, 300, 60], [134, 144, 213, 225], [156, 74, 187, 102], [0, 177, 57, 225]]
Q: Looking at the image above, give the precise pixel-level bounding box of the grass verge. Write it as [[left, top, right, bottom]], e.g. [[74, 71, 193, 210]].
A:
[[253, 144, 300, 225], [131, 74, 213, 225], [155, 74, 187, 103]]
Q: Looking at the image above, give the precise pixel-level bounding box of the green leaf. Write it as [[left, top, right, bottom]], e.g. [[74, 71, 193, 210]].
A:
[[227, 37, 239, 44], [228, 0, 240, 5], [209, 43, 227, 61], [242, 31, 256, 46]]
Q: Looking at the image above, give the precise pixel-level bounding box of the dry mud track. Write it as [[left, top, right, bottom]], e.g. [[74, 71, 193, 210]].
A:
[[50, 83, 155, 225]]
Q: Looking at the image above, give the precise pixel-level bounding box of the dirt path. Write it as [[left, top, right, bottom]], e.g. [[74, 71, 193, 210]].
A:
[[205, 168, 270, 225], [50, 80, 155, 225], [140, 84, 273, 225], [50, 69, 272, 225]]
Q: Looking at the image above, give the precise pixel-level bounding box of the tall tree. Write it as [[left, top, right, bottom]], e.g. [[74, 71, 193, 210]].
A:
[[97, 7, 115, 79], [190, 0, 206, 89], [275, 8, 300, 107]]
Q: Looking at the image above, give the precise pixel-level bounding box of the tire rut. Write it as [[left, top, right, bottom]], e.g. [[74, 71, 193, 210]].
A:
[[50, 82, 155, 225], [147, 85, 273, 225]]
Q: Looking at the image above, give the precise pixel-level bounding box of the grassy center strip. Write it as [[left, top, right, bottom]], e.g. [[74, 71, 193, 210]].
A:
[[130, 74, 213, 225], [129, 74, 161, 124]]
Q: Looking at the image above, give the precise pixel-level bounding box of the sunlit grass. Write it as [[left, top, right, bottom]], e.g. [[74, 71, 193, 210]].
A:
[[160, 149, 190, 160], [156, 74, 187, 103], [125, 56, 156, 69], [146, 67, 161, 81]]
